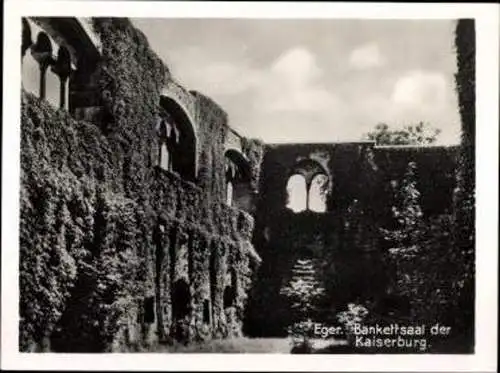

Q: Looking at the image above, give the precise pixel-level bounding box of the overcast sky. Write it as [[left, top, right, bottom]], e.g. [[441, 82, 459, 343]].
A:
[[132, 18, 461, 145]]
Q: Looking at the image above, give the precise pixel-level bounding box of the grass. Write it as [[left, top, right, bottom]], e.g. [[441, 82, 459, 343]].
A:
[[157, 337, 293, 353], [155, 337, 348, 353]]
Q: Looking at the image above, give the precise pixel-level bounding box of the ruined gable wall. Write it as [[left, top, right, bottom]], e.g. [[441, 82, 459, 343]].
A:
[[245, 142, 458, 337], [246, 142, 381, 336]]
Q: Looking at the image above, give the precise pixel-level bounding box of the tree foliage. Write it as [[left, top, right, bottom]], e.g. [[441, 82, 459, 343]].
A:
[[364, 122, 441, 145], [381, 160, 473, 351], [450, 18, 475, 349], [373, 19, 475, 352], [280, 259, 325, 317], [280, 258, 325, 349]]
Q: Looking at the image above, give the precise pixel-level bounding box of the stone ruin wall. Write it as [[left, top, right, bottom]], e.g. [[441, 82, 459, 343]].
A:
[[20, 17, 261, 352], [245, 142, 458, 336]]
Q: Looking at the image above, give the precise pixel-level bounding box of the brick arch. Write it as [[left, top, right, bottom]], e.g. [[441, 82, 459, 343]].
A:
[[159, 94, 198, 181]]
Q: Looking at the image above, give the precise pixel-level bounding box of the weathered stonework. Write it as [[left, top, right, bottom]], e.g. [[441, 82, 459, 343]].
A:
[[20, 17, 261, 352]]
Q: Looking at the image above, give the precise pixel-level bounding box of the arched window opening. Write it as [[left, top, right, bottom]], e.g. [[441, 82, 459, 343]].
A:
[[287, 159, 330, 213], [52, 46, 72, 109], [31, 32, 54, 100], [286, 174, 307, 213], [21, 18, 33, 58], [224, 149, 252, 210], [46, 67, 60, 108], [159, 96, 196, 181], [21, 23, 74, 111], [21, 19, 37, 95], [22, 46, 40, 96], [203, 299, 210, 324], [309, 173, 329, 212], [172, 279, 191, 321]]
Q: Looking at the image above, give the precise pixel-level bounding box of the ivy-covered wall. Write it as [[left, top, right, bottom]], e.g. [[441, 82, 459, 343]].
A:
[[191, 91, 229, 205], [373, 145, 459, 219], [450, 18, 475, 349], [20, 17, 260, 352]]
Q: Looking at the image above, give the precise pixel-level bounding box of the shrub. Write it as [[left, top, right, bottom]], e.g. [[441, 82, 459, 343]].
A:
[[336, 303, 369, 344]]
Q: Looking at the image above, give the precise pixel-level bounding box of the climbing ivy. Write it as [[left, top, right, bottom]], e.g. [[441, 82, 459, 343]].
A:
[[241, 137, 265, 192], [20, 17, 258, 352], [450, 18, 475, 351]]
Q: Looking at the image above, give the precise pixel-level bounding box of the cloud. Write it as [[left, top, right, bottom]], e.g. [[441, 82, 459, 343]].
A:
[[161, 45, 459, 145], [133, 18, 461, 145], [391, 70, 448, 107], [386, 70, 460, 145], [269, 47, 322, 88], [348, 43, 385, 70], [190, 62, 260, 96], [169, 45, 340, 115], [255, 47, 340, 113], [162, 47, 260, 96]]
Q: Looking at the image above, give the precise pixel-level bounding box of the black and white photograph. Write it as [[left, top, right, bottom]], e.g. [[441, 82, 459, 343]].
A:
[[2, 1, 498, 371]]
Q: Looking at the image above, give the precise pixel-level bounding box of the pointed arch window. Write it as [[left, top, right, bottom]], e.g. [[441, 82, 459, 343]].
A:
[[286, 174, 308, 213], [158, 95, 196, 181], [286, 159, 330, 213], [309, 174, 328, 212], [224, 149, 251, 210], [30, 31, 53, 100], [21, 18, 39, 95], [46, 62, 60, 107], [21, 19, 74, 110], [51, 46, 72, 109]]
